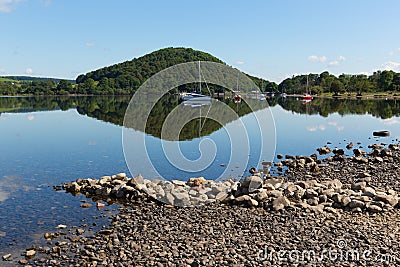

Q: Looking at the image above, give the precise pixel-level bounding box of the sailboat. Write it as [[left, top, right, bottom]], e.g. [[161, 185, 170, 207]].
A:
[[234, 71, 242, 103], [302, 75, 312, 101], [182, 92, 211, 101], [182, 61, 211, 104]]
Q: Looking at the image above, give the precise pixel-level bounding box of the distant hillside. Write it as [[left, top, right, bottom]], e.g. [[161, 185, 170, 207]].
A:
[[0, 76, 76, 95], [75, 47, 277, 95], [0, 48, 277, 96], [2, 76, 75, 83]]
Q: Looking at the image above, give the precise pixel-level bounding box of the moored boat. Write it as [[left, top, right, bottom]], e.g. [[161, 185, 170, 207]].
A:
[[302, 75, 313, 101], [182, 92, 211, 101], [234, 94, 242, 103]]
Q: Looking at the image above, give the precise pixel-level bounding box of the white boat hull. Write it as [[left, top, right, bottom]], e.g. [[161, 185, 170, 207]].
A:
[[182, 95, 211, 101]]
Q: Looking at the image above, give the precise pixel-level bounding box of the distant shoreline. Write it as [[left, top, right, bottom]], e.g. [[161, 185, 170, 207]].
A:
[[316, 92, 400, 99], [1, 93, 400, 99], [272, 92, 400, 100]]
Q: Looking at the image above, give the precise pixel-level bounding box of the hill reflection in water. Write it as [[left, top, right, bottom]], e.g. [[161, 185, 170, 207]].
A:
[[2, 96, 400, 139]]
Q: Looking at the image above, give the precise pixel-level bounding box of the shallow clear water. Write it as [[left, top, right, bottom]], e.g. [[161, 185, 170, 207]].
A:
[[0, 107, 126, 256], [1, 95, 400, 256]]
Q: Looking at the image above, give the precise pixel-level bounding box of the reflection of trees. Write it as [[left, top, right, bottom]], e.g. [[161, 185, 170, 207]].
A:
[[124, 95, 267, 140], [276, 97, 400, 119], [3, 96, 400, 139], [0, 96, 74, 113], [0, 96, 266, 140]]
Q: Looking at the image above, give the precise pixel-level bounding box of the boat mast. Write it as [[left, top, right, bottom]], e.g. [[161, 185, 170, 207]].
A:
[[198, 61, 202, 137], [198, 61, 201, 93], [306, 75, 309, 94], [261, 79, 263, 93], [236, 71, 239, 92]]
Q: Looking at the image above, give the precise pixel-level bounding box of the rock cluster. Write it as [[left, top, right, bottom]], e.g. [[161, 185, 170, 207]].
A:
[[225, 175, 399, 213], [63, 173, 233, 207], [64, 169, 399, 214]]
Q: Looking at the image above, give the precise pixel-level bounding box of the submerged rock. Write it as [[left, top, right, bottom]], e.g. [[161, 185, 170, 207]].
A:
[[26, 249, 36, 258], [346, 142, 354, 149], [80, 203, 92, 208], [2, 254, 12, 261]]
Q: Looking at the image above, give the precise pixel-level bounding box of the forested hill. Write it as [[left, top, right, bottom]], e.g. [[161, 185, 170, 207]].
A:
[[0, 47, 277, 95], [77, 47, 224, 84], [74, 47, 277, 95], [1, 76, 74, 83]]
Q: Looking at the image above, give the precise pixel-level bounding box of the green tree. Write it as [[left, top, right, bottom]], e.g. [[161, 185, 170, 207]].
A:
[[379, 70, 394, 91], [330, 80, 345, 95], [351, 74, 371, 94], [338, 74, 351, 93], [265, 81, 278, 93], [318, 71, 335, 93], [391, 73, 400, 92], [56, 80, 73, 93]]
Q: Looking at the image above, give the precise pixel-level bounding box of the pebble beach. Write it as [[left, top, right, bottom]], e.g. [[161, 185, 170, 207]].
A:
[[4, 142, 400, 266]]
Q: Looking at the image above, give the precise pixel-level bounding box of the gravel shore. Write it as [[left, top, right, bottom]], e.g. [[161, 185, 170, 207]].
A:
[[6, 142, 400, 266]]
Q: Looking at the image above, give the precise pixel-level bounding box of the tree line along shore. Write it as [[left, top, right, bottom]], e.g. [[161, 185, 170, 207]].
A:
[[1, 48, 400, 96]]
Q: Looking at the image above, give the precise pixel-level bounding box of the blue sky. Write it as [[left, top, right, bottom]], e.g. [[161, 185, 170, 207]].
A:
[[1, 0, 400, 82]]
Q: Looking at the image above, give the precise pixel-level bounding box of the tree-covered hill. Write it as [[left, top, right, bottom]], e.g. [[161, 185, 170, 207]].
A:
[[0, 47, 276, 95], [77, 47, 223, 84], [74, 47, 276, 95]]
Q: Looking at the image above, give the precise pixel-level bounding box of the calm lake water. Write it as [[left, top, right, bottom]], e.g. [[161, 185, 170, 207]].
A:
[[1, 95, 400, 257]]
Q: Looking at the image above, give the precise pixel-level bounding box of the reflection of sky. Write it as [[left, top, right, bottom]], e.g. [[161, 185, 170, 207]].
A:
[[3, 106, 400, 183], [271, 105, 400, 157], [0, 109, 126, 178], [125, 107, 275, 181], [0, 109, 128, 254], [383, 118, 400, 125], [134, 126, 237, 180]]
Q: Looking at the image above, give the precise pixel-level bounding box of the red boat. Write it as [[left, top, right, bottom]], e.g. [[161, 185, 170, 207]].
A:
[[302, 93, 312, 100], [302, 75, 313, 100], [234, 94, 242, 103]]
